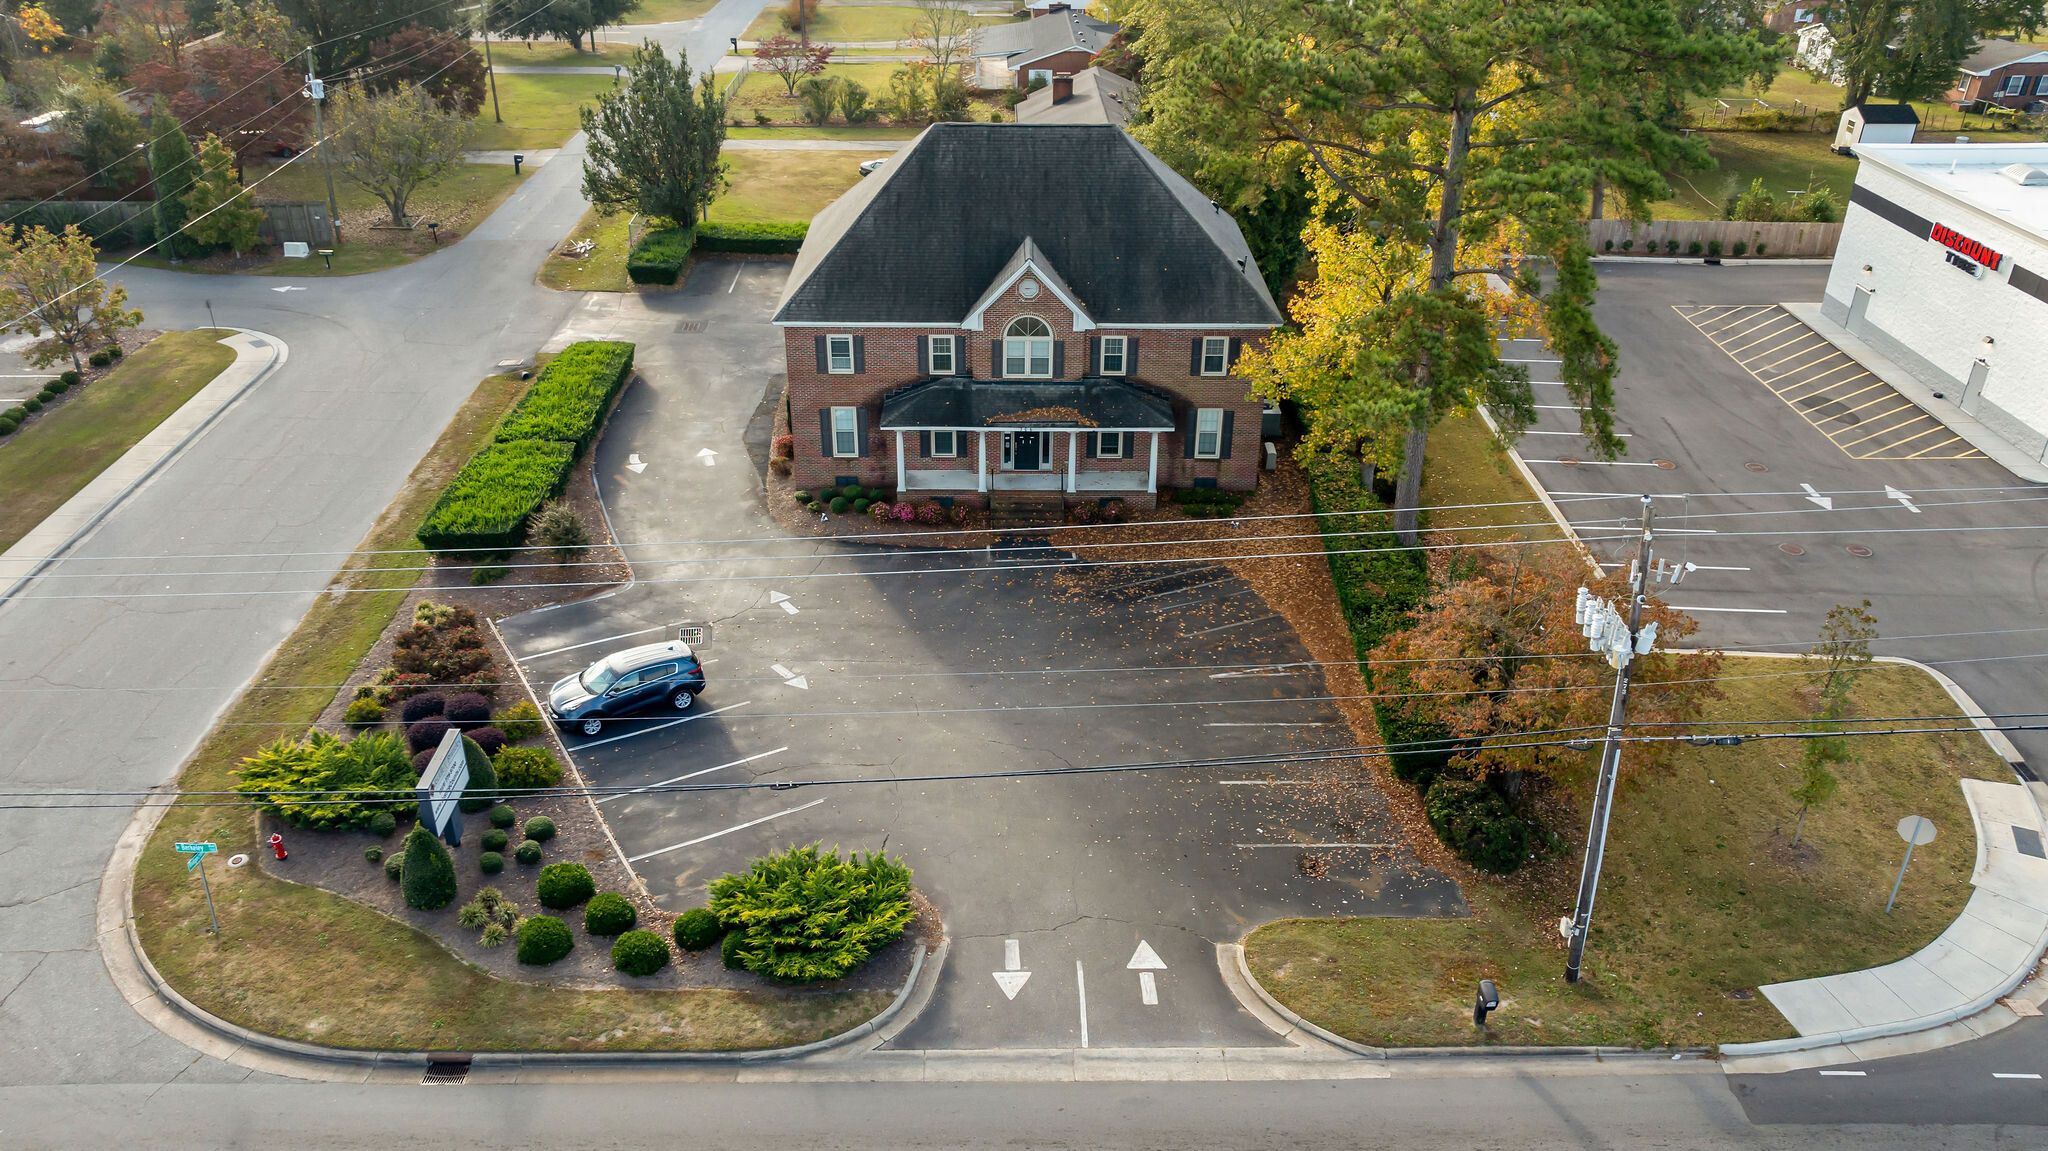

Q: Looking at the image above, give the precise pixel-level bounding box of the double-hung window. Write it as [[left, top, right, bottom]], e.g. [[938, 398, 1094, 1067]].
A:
[[2002, 74, 2027, 96], [1193, 408, 1223, 458], [1100, 335, 1127, 375], [929, 335, 956, 375], [826, 334, 855, 374], [830, 406, 860, 457], [932, 430, 957, 457], [2038, 74, 2048, 96], [1097, 431, 1123, 457], [1004, 316, 1054, 378], [1199, 336, 1229, 376]]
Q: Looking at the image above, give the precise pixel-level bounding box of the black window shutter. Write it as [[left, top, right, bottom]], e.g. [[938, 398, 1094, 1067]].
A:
[[918, 335, 930, 376], [1088, 336, 1101, 375], [1085, 433, 1097, 459], [1124, 433, 1136, 460], [991, 339, 1003, 379], [819, 409, 833, 457], [1183, 410, 1197, 458], [1053, 341, 1065, 378], [1219, 410, 1235, 458], [1228, 337, 1243, 367], [1190, 338, 1203, 375], [1126, 336, 1138, 375], [852, 335, 866, 374], [856, 407, 871, 457], [919, 431, 931, 457], [814, 335, 828, 374]]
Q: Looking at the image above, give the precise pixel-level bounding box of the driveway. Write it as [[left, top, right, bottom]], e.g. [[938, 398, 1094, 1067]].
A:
[[496, 261, 1461, 1052]]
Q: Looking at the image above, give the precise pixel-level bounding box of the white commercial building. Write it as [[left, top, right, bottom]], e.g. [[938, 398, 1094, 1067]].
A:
[[1824, 143, 2048, 460]]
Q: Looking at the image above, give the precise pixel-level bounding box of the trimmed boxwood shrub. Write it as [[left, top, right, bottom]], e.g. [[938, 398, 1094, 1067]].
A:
[[22, 397, 42, 413], [489, 804, 518, 828], [399, 692, 446, 724], [399, 826, 458, 909], [496, 700, 545, 741], [385, 855, 404, 880], [107, 345, 121, 359], [1423, 776, 1529, 874], [492, 341, 636, 453], [829, 496, 849, 514], [696, 219, 807, 254], [89, 349, 112, 367], [625, 226, 694, 284], [442, 692, 490, 727], [60, 370, 79, 386], [516, 914, 574, 965], [721, 928, 746, 970], [612, 929, 671, 976], [481, 828, 509, 852], [417, 439, 577, 554], [494, 746, 562, 791], [673, 907, 723, 951], [514, 839, 543, 865], [522, 815, 556, 842], [536, 861, 596, 909], [710, 845, 914, 982], [364, 845, 383, 863], [584, 892, 638, 936], [479, 850, 505, 873], [407, 717, 452, 753], [368, 809, 398, 837]]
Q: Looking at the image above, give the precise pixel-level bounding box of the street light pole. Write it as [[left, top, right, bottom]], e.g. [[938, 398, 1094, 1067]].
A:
[[1564, 495, 1654, 984], [305, 49, 342, 248], [481, 0, 503, 124]]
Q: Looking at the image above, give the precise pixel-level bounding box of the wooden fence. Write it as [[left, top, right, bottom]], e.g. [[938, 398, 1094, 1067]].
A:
[[1587, 218, 1842, 258]]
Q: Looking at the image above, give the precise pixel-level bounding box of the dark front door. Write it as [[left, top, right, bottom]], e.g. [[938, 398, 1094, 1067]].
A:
[[1013, 431, 1041, 470]]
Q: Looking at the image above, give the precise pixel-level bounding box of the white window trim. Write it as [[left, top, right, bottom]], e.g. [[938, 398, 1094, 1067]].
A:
[[2001, 74, 2026, 95], [929, 335, 956, 375], [932, 430, 957, 458], [826, 334, 855, 375], [830, 406, 860, 458], [2038, 74, 2048, 95], [1193, 408, 1223, 459], [1004, 316, 1055, 379], [1200, 336, 1230, 377], [1098, 431, 1123, 457], [1100, 335, 1127, 376]]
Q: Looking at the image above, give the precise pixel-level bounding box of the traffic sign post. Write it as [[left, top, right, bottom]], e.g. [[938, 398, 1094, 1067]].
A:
[[1887, 815, 1937, 914], [175, 842, 220, 934]]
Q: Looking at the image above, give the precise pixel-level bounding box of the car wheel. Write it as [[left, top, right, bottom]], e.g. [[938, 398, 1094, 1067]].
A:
[[672, 689, 695, 711], [579, 716, 603, 736]]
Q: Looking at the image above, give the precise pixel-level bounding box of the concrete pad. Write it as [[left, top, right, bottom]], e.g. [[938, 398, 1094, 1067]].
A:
[[1759, 979, 1862, 1035], [1816, 971, 1917, 1029], [917, 1049, 1081, 1082], [1869, 957, 1972, 1017], [1913, 933, 2012, 997], [1953, 892, 2048, 955]]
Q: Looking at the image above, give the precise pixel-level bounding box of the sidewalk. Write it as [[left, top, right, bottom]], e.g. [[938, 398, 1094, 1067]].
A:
[[0, 330, 285, 603]]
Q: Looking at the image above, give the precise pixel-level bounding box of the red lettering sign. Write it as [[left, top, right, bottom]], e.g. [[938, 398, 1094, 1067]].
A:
[[1931, 223, 2004, 271]]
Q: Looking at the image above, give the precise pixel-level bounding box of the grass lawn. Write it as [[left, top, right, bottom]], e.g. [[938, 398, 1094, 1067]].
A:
[[475, 38, 632, 67], [470, 71, 620, 150], [728, 62, 903, 112], [210, 160, 527, 275], [743, 3, 929, 42], [539, 207, 634, 292], [1655, 131, 1858, 221], [623, 0, 720, 22], [1246, 660, 2012, 1049], [131, 368, 890, 1052], [1421, 410, 1565, 538], [709, 149, 869, 225], [726, 124, 921, 140], [0, 331, 236, 553]]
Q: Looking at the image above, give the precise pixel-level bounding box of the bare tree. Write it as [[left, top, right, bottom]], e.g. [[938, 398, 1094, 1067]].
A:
[[903, 0, 977, 78]]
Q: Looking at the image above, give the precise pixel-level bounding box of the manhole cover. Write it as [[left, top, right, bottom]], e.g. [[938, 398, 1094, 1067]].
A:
[[1796, 396, 1861, 425], [674, 320, 707, 333], [1557, 456, 1581, 467], [1653, 459, 1676, 470], [1724, 989, 1756, 1001], [1745, 461, 1768, 473], [1780, 543, 1806, 556], [1846, 544, 1873, 558]]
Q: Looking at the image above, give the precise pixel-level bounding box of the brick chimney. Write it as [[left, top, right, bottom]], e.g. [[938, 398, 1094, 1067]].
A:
[[1051, 73, 1074, 104]]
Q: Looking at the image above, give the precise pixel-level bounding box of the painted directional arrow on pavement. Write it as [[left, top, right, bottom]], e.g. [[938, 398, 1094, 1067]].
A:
[[993, 938, 1031, 1000], [1799, 483, 1833, 511], [769, 663, 809, 691], [625, 453, 648, 474], [1128, 940, 1166, 1006], [270, 285, 308, 292], [697, 448, 719, 467], [1886, 485, 1922, 514], [769, 591, 799, 615]]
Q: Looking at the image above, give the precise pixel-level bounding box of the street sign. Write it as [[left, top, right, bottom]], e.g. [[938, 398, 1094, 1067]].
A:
[[175, 842, 220, 933], [173, 842, 218, 855], [1888, 815, 1937, 913], [414, 728, 471, 845]]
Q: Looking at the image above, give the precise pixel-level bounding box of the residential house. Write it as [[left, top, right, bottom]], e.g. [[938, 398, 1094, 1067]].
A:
[[970, 8, 1118, 90], [1014, 67, 1137, 127], [772, 123, 1283, 510], [1761, 2, 1822, 34], [1795, 22, 1845, 84], [1946, 39, 2048, 111]]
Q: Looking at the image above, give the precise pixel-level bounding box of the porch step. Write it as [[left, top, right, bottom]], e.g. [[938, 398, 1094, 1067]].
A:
[[988, 490, 1064, 528]]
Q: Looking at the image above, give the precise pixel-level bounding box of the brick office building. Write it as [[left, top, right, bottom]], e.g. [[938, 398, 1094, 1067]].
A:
[[772, 123, 1283, 511]]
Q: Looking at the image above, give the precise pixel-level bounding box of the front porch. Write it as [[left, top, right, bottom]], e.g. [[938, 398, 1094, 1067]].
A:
[[891, 429, 1163, 496], [880, 377, 1175, 498]]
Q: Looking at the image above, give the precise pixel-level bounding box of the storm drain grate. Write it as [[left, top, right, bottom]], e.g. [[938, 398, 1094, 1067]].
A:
[[422, 1056, 472, 1084], [2016, 827, 2046, 859], [675, 320, 707, 333]]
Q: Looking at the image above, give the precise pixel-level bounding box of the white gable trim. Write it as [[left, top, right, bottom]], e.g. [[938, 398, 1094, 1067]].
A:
[[961, 257, 1096, 332], [1964, 51, 2048, 75]]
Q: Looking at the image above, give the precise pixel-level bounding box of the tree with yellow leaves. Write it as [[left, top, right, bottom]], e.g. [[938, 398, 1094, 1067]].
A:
[[0, 226, 144, 374]]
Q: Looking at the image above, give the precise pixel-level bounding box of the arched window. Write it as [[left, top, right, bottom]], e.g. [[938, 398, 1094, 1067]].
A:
[[1004, 316, 1054, 378]]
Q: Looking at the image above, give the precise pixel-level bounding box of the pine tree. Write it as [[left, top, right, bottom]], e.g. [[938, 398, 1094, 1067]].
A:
[[580, 40, 729, 226], [400, 826, 458, 910], [147, 105, 199, 258], [181, 135, 266, 257]]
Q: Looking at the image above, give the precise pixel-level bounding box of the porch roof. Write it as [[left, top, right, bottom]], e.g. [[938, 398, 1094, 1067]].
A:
[[878, 377, 1177, 431]]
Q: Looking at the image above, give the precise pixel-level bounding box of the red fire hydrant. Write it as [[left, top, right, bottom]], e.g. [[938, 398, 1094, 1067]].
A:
[[268, 832, 288, 861]]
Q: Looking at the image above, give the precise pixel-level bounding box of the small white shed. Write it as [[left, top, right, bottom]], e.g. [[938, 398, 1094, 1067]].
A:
[[1835, 103, 1920, 153]]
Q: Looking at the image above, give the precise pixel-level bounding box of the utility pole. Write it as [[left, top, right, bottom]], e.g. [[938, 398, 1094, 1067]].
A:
[[481, 0, 503, 123], [305, 49, 342, 247], [1564, 496, 1656, 984]]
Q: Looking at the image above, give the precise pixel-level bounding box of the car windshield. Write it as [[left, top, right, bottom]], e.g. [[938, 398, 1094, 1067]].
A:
[[578, 660, 621, 694]]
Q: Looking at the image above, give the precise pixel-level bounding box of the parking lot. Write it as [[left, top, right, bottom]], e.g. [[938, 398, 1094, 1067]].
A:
[[497, 262, 1459, 1051]]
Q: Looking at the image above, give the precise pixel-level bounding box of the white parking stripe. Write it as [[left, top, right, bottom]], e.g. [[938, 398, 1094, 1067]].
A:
[[1205, 721, 1333, 727], [1818, 1070, 1867, 1077], [1235, 842, 1391, 848], [626, 799, 825, 863], [570, 700, 752, 749], [520, 622, 678, 661], [1993, 1072, 2042, 1080], [595, 747, 789, 804], [1076, 961, 1090, 1049], [1669, 605, 1788, 614]]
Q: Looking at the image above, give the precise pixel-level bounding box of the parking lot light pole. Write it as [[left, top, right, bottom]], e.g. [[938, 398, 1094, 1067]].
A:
[[1565, 496, 1655, 984]]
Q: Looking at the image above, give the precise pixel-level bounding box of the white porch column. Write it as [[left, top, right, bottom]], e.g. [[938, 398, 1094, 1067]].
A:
[[977, 432, 988, 493], [1147, 431, 1159, 493], [1067, 431, 1078, 493], [895, 431, 905, 492]]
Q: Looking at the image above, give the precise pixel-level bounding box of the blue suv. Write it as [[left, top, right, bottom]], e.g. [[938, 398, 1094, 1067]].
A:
[[546, 640, 706, 737]]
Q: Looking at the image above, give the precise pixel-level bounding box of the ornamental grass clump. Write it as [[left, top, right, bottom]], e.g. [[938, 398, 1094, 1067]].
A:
[[708, 843, 914, 983]]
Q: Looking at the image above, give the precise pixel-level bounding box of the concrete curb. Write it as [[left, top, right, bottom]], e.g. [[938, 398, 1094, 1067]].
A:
[[0, 328, 286, 605], [1219, 942, 1385, 1057], [1591, 256, 1836, 267]]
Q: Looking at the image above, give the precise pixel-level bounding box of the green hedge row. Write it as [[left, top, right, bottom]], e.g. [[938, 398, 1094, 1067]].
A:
[[416, 439, 575, 553], [492, 341, 636, 454], [696, 220, 807, 254], [626, 227, 695, 285]]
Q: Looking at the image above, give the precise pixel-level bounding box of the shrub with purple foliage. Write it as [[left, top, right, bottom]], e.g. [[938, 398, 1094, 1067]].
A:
[[399, 692, 446, 724], [407, 717, 453, 753], [412, 747, 434, 771], [442, 692, 491, 728], [468, 726, 507, 756]]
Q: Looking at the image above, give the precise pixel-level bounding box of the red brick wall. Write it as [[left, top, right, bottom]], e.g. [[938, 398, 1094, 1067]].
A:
[[782, 274, 1269, 495], [1951, 63, 2048, 107], [1012, 49, 1099, 88]]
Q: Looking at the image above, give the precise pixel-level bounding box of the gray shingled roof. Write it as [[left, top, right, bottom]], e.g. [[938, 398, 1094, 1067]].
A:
[[973, 10, 1118, 63], [1016, 66, 1138, 127], [1961, 38, 2048, 73], [879, 378, 1177, 430], [772, 123, 1283, 327]]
